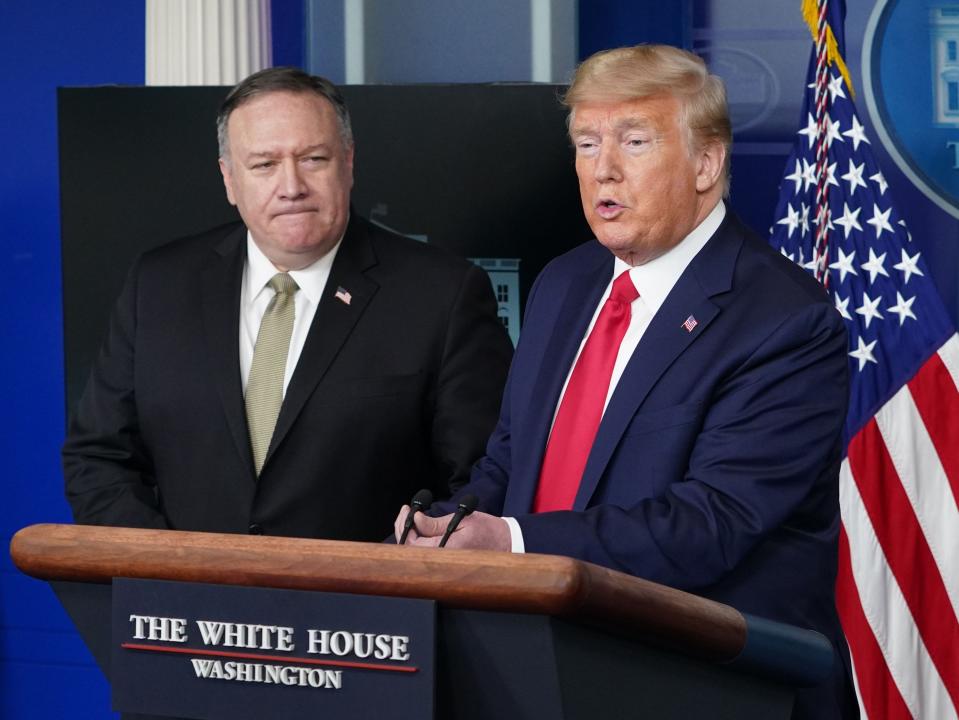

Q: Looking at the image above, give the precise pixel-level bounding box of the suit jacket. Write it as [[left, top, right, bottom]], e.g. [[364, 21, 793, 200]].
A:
[[437, 212, 857, 719], [63, 214, 513, 542]]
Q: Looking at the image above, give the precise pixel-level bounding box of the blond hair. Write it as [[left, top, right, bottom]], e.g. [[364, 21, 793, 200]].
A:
[[564, 44, 731, 194]]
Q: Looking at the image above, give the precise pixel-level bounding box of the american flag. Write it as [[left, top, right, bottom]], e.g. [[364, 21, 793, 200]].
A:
[[768, 1, 959, 717], [334, 286, 352, 306]]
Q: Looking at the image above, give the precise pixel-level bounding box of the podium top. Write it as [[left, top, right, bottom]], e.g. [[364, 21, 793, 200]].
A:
[[10, 523, 833, 685]]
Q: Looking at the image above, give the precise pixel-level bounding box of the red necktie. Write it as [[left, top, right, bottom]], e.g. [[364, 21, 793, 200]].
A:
[[533, 271, 639, 512]]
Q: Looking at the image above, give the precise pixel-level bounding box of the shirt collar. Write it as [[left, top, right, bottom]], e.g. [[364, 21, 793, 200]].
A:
[[618, 200, 726, 315], [245, 231, 344, 305]]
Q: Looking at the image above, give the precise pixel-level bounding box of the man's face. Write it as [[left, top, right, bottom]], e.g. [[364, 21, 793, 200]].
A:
[[570, 93, 721, 266], [219, 91, 354, 271]]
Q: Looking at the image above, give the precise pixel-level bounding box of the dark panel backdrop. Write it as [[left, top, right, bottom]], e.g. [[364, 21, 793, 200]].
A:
[[59, 84, 592, 414]]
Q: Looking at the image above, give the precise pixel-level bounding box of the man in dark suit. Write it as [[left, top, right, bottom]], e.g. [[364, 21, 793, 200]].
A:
[[396, 46, 857, 718], [63, 67, 512, 542]]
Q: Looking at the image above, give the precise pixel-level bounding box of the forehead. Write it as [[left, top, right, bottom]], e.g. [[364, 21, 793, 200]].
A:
[[570, 93, 682, 134], [227, 91, 338, 142]]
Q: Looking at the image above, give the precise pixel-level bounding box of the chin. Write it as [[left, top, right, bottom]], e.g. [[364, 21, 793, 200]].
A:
[[596, 233, 635, 254]]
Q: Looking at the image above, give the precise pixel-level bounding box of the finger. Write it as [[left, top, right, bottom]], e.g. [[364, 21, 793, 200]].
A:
[[393, 505, 411, 543], [407, 533, 443, 548], [412, 512, 453, 538]]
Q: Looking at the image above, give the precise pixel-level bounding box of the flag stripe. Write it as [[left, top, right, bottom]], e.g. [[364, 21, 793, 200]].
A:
[[836, 525, 912, 720], [770, 4, 959, 716], [907, 336, 959, 510], [840, 458, 957, 719], [937, 333, 959, 391], [876, 378, 959, 617], [846, 424, 959, 713]]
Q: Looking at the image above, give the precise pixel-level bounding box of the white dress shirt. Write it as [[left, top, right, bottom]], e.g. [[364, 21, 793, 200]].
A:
[[504, 200, 727, 552], [239, 233, 342, 396]]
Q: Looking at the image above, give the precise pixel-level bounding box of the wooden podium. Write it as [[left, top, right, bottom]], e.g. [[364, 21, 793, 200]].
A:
[[10, 523, 832, 719]]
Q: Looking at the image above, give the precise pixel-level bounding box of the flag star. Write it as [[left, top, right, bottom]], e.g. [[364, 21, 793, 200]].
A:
[[828, 74, 847, 102], [798, 112, 818, 148], [829, 247, 858, 283], [887, 292, 917, 326], [870, 171, 888, 195], [841, 159, 868, 195], [893, 248, 924, 283], [834, 202, 863, 239], [842, 115, 870, 151], [779, 246, 795, 262], [802, 247, 819, 273], [776, 202, 800, 238], [825, 114, 844, 147], [834, 293, 853, 320], [825, 161, 839, 188], [849, 336, 878, 371], [800, 201, 811, 236], [855, 292, 884, 329], [866, 204, 894, 239], [860, 247, 890, 283], [802, 158, 818, 192], [785, 159, 803, 195]]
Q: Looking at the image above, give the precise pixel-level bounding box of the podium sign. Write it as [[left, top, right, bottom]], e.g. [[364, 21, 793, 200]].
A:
[[111, 579, 436, 720]]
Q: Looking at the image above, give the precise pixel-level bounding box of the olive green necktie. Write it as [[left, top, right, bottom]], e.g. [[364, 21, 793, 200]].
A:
[[245, 272, 299, 474]]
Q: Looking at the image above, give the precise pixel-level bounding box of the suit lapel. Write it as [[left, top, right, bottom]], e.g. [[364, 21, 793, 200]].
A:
[[264, 217, 379, 467], [572, 217, 742, 510], [199, 225, 255, 480], [504, 248, 613, 515]]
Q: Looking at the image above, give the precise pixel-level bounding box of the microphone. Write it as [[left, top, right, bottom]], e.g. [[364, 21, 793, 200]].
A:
[[438, 494, 479, 548], [398, 488, 433, 544]]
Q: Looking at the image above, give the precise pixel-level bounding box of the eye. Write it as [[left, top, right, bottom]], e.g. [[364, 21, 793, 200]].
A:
[[575, 140, 599, 155], [251, 160, 275, 170]]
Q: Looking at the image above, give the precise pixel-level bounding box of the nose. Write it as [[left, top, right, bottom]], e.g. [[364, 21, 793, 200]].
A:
[[594, 142, 622, 183], [277, 159, 308, 200]]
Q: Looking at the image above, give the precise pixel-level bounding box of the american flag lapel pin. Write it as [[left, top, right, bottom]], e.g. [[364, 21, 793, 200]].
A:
[[334, 286, 352, 305], [682, 315, 698, 333]]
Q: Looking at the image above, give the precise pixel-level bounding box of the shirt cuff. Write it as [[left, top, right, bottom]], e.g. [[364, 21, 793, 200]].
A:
[[502, 517, 526, 554]]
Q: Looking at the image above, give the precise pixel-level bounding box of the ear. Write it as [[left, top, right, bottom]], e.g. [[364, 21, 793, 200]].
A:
[[695, 141, 726, 194], [218, 157, 238, 206], [345, 143, 355, 190]]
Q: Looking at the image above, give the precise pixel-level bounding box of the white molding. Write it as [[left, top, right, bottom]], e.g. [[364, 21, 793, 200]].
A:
[[344, 0, 365, 84], [531, 0, 551, 82], [146, 0, 273, 86]]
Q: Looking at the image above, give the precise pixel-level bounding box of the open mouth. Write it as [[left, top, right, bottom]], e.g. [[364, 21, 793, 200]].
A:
[[596, 200, 624, 218]]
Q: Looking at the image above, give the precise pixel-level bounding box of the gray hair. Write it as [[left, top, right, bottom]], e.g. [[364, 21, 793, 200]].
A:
[[216, 66, 353, 161]]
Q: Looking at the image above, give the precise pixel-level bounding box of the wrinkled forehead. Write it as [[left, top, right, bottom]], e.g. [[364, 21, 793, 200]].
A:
[[568, 93, 684, 136]]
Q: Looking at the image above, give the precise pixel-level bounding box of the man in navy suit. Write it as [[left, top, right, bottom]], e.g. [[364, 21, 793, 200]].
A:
[[396, 45, 857, 718]]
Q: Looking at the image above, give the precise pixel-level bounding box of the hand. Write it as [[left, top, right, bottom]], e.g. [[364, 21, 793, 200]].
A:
[[399, 509, 511, 551], [393, 504, 416, 544]]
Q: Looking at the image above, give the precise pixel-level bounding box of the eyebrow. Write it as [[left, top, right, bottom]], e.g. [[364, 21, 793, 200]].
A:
[[615, 117, 653, 132], [570, 117, 655, 137], [244, 144, 331, 159]]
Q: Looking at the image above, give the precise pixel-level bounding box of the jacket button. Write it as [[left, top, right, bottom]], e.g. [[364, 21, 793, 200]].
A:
[[248, 524, 264, 535]]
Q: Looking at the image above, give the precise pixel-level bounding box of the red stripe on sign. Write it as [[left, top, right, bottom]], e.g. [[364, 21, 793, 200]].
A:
[[908, 352, 959, 510], [847, 421, 959, 709], [836, 525, 913, 720], [120, 643, 418, 673]]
